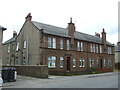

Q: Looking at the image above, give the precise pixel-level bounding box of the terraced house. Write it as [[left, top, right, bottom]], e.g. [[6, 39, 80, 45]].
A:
[[2, 13, 115, 75]]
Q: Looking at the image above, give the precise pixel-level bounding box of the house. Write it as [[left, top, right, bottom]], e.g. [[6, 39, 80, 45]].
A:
[[2, 13, 115, 75], [115, 42, 120, 69]]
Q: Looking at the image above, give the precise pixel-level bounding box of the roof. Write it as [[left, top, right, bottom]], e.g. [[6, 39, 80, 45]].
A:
[[0, 25, 7, 30], [3, 37, 16, 45], [32, 21, 113, 46], [0, 25, 3, 29], [115, 42, 120, 52]]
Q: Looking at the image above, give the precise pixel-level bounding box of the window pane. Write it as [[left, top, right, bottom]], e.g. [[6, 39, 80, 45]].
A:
[[77, 42, 80, 51], [16, 42, 19, 51], [100, 45, 102, 53], [73, 58, 76, 67], [23, 41, 27, 48], [81, 42, 83, 51], [60, 57, 64, 67], [53, 38, 56, 48], [48, 56, 56, 68], [60, 39, 63, 49], [48, 37, 52, 48], [67, 40, 70, 50], [96, 45, 98, 53]]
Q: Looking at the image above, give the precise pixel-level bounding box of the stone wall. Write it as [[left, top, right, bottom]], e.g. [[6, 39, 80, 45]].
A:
[[2, 65, 48, 78]]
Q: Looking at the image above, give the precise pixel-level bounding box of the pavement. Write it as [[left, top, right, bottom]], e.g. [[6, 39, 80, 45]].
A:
[[0, 71, 119, 88]]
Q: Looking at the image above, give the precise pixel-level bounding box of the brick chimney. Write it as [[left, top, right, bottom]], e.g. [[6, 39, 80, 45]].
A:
[[102, 28, 107, 53], [102, 28, 106, 45], [25, 13, 32, 21], [13, 31, 17, 38], [68, 18, 75, 37], [67, 18, 75, 45], [95, 32, 100, 37]]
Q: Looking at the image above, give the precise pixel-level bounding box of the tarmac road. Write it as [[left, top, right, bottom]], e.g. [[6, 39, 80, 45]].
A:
[[1, 71, 119, 88]]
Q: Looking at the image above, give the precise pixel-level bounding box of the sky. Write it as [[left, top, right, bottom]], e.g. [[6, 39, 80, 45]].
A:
[[0, 0, 119, 45]]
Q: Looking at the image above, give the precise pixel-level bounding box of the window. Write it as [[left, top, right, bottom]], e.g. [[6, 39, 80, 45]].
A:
[[48, 37, 52, 48], [81, 42, 83, 51], [79, 58, 85, 67], [104, 59, 106, 67], [48, 56, 56, 68], [96, 59, 99, 66], [77, 42, 80, 51], [60, 39, 63, 49], [89, 58, 94, 67], [23, 41, 27, 48], [100, 45, 102, 53], [93, 44, 95, 53], [96, 45, 98, 53], [73, 58, 76, 67], [77, 41, 83, 51], [7, 44, 10, 53], [48, 37, 56, 49], [60, 57, 64, 67], [90, 44, 93, 52], [108, 47, 112, 54], [53, 38, 56, 49], [16, 42, 19, 51], [108, 59, 112, 67], [67, 40, 70, 50]]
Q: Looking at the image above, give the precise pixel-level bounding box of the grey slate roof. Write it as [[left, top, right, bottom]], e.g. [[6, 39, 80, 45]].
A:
[[115, 42, 120, 52], [3, 37, 16, 45], [32, 21, 113, 46]]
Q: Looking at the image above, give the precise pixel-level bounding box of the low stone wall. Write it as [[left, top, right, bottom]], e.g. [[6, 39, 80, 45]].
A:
[[2, 65, 48, 78]]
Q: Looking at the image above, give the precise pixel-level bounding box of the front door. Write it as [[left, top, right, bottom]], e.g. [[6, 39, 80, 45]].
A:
[[67, 57, 70, 71]]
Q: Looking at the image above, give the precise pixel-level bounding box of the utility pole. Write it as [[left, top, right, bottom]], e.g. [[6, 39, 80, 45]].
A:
[[0, 25, 7, 86]]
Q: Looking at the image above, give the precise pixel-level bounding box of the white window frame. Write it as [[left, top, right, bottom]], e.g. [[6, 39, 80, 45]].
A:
[[16, 42, 19, 51], [100, 45, 102, 53], [81, 42, 83, 51], [60, 39, 63, 49], [93, 44, 95, 53], [108, 59, 112, 67], [90, 44, 93, 52], [89, 59, 94, 67], [73, 58, 76, 67], [79, 58, 85, 67], [48, 37, 52, 48], [96, 44, 98, 53], [23, 41, 27, 49], [48, 56, 56, 68], [77, 41, 80, 51], [53, 38, 56, 49], [7, 44, 10, 53], [60, 57, 64, 68], [104, 59, 106, 67], [67, 40, 70, 50]]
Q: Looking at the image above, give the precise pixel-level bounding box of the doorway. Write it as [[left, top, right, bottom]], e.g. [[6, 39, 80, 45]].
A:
[[67, 57, 70, 71]]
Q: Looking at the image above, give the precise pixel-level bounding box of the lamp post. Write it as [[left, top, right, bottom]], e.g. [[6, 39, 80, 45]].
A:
[[0, 26, 7, 86]]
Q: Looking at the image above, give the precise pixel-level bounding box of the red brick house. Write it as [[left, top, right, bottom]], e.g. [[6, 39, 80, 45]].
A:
[[2, 13, 115, 75]]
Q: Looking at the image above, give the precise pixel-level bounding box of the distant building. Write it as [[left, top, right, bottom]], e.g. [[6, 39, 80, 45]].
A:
[[2, 13, 115, 74]]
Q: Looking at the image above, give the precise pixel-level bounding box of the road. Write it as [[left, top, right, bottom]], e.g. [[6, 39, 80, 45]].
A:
[[1, 72, 119, 88]]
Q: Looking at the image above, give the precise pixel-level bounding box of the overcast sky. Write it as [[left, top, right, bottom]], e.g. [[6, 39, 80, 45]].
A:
[[0, 0, 119, 45]]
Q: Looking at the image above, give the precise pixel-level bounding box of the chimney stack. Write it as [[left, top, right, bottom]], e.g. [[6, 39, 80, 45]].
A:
[[67, 18, 76, 48], [95, 32, 100, 37], [68, 17, 75, 37], [13, 31, 17, 38], [25, 13, 32, 21], [102, 28, 106, 45]]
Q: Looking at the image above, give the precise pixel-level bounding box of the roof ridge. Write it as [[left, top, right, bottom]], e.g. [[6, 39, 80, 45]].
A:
[[32, 21, 66, 30]]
